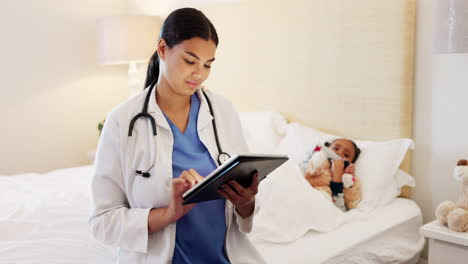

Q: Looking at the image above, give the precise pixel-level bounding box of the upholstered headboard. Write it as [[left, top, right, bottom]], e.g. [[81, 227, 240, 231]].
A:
[[201, 0, 416, 196]]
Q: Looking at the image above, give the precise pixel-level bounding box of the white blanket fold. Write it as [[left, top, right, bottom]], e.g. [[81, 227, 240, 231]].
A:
[[250, 161, 363, 243]]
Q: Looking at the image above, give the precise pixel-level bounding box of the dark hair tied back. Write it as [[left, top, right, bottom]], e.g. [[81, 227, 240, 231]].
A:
[[144, 8, 219, 89]]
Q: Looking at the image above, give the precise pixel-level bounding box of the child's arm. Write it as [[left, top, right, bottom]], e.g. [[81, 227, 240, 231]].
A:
[[305, 168, 333, 198], [304, 167, 331, 187]]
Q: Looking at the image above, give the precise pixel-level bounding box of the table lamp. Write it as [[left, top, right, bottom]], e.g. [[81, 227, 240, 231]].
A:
[[434, 0, 468, 53], [97, 15, 162, 97]]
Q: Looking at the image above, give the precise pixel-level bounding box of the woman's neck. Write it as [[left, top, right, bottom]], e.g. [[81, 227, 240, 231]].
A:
[[155, 78, 191, 114]]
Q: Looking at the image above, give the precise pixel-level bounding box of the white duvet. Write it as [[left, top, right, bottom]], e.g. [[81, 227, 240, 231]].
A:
[[1, 163, 357, 263], [0, 164, 422, 264], [0, 166, 116, 264], [251, 161, 364, 243]]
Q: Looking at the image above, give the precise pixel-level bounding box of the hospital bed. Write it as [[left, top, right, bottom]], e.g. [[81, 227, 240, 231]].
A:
[[0, 110, 424, 264], [0, 115, 424, 264]]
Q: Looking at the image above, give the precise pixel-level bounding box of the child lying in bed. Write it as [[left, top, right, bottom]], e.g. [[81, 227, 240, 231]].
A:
[[302, 139, 362, 211]]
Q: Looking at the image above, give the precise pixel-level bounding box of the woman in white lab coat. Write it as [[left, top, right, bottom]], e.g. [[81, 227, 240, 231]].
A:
[[89, 7, 265, 264]]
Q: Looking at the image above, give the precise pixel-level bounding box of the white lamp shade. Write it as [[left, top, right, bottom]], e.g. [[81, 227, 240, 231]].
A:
[[434, 0, 468, 53], [97, 15, 162, 64]]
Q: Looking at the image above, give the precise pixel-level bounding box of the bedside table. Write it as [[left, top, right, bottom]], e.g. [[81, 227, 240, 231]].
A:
[[420, 220, 468, 264]]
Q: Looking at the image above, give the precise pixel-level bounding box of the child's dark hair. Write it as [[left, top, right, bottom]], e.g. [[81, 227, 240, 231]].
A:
[[144, 8, 219, 89], [324, 139, 361, 163]]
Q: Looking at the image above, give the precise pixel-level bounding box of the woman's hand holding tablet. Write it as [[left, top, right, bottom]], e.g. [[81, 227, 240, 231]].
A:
[[218, 173, 260, 218], [182, 154, 288, 205]]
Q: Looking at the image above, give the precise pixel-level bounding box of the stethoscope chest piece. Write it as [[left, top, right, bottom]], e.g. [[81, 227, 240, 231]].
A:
[[218, 152, 231, 165]]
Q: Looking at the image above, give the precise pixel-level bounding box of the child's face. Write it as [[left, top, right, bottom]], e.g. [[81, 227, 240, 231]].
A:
[[330, 139, 356, 163]]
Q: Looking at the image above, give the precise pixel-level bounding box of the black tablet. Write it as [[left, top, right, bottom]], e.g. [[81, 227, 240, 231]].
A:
[[182, 154, 288, 205]]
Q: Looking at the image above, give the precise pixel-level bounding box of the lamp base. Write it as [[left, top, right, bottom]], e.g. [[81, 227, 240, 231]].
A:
[[128, 62, 145, 98]]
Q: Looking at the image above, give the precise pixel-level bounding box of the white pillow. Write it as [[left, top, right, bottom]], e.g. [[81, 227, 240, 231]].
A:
[[238, 111, 288, 153], [275, 122, 414, 211], [354, 140, 414, 210], [395, 169, 416, 189]]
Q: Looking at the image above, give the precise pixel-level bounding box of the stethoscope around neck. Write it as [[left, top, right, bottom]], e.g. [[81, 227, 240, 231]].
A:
[[128, 81, 231, 178]]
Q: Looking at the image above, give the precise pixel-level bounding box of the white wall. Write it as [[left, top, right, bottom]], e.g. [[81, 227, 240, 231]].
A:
[[0, 0, 131, 174], [413, 0, 468, 258], [414, 0, 468, 223], [428, 51, 468, 206], [128, 0, 241, 16]]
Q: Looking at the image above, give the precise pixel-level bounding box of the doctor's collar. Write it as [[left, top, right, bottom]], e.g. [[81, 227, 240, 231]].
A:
[[147, 87, 210, 114]]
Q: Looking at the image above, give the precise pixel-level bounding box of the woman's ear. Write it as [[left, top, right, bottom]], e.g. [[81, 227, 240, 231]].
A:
[[157, 38, 168, 61]]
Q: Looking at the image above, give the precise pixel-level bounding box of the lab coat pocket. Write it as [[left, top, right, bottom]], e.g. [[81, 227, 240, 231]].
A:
[[130, 165, 171, 208], [130, 168, 160, 206], [116, 248, 147, 264]]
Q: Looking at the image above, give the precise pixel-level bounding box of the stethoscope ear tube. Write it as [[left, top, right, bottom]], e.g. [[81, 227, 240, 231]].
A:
[[128, 113, 157, 137], [128, 82, 158, 137], [202, 89, 231, 166]]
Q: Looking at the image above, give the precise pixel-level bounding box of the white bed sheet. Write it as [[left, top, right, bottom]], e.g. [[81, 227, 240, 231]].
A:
[[0, 165, 423, 264], [249, 198, 424, 264], [0, 165, 116, 264]]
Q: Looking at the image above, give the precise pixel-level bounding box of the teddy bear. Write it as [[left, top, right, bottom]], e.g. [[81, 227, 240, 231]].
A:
[[303, 145, 355, 188], [435, 159, 468, 232], [301, 144, 360, 210]]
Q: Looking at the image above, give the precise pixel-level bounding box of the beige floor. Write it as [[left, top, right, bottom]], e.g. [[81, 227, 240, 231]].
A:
[[418, 258, 428, 264]]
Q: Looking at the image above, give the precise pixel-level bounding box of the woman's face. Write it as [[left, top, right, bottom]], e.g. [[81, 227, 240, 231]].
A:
[[330, 139, 356, 163], [158, 37, 216, 96]]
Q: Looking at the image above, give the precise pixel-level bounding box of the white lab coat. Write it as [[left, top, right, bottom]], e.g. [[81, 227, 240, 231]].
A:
[[89, 87, 265, 264]]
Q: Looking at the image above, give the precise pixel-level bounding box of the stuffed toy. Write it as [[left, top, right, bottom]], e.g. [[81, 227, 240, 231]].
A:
[[301, 145, 360, 210], [435, 159, 468, 232], [303, 145, 356, 189]]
